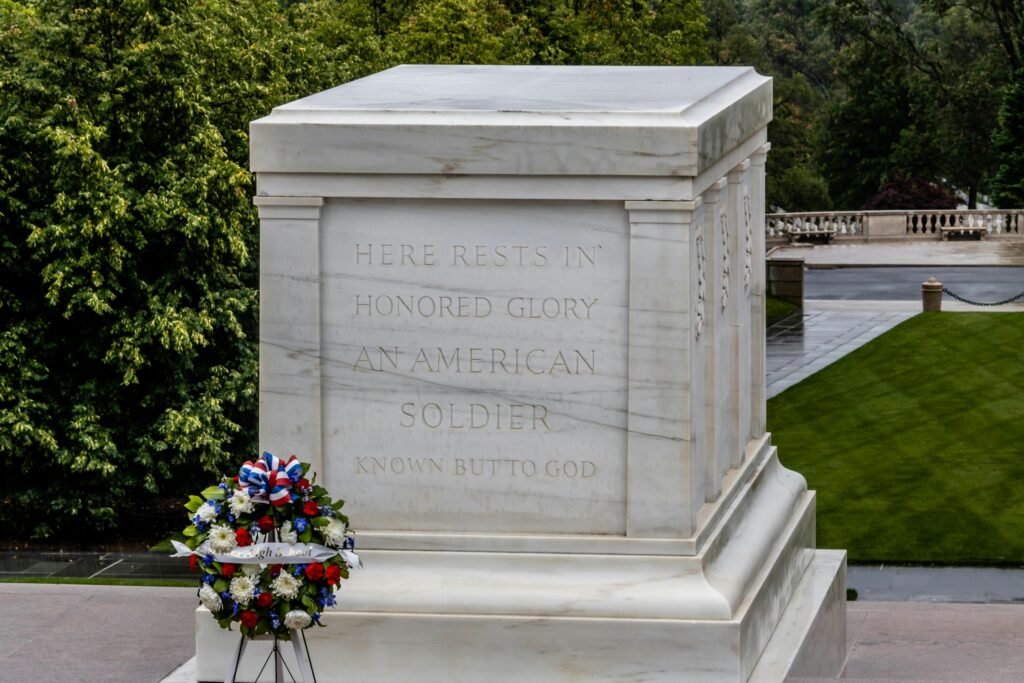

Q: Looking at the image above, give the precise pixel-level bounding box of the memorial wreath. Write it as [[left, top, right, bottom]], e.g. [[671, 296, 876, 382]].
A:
[[172, 452, 359, 639]]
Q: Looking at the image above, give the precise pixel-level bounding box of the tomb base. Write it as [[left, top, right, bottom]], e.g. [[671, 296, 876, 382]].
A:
[[195, 438, 846, 683]]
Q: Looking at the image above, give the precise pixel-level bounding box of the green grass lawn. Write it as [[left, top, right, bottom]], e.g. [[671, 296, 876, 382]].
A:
[[769, 312, 1024, 565], [766, 295, 799, 326]]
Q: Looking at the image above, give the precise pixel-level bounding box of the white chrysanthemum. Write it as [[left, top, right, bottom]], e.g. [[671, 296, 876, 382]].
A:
[[199, 584, 223, 613], [229, 576, 256, 605], [271, 572, 301, 600], [242, 563, 264, 577], [196, 502, 219, 524], [279, 520, 298, 544], [208, 524, 237, 554], [228, 489, 254, 517], [283, 610, 312, 630], [323, 518, 347, 548]]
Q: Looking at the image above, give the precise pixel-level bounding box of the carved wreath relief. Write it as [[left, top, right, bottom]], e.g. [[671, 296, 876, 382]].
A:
[[720, 205, 730, 311], [743, 190, 753, 293], [695, 223, 706, 339]]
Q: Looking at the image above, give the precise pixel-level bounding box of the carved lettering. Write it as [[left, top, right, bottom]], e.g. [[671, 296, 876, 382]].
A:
[[355, 457, 596, 478], [399, 402, 552, 431]]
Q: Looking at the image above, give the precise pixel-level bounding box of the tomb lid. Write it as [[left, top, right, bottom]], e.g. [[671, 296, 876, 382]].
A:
[[250, 64, 771, 178]]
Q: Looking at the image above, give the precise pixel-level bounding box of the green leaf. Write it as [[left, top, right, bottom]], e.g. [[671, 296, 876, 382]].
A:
[[312, 516, 329, 528], [331, 499, 345, 511], [299, 527, 312, 543], [183, 524, 198, 537], [201, 485, 227, 501], [185, 496, 204, 514], [214, 578, 228, 592]]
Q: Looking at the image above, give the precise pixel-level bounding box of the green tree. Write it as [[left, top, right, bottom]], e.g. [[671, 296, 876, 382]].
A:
[[991, 70, 1024, 206], [818, 0, 1006, 207], [0, 0, 289, 537], [388, 0, 537, 64]]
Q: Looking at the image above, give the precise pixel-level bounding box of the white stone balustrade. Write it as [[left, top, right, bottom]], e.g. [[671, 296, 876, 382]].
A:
[[767, 208, 1024, 244]]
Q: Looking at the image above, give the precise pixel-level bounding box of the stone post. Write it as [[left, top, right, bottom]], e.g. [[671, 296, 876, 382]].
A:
[[922, 277, 943, 311]]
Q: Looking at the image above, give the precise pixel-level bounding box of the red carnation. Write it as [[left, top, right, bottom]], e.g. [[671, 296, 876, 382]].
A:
[[222, 563, 237, 578], [303, 501, 319, 517], [256, 592, 273, 608], [270, 564, 283, 577], [298, 478, 311, 491], [236, 528, 252, 547], [325, 564, 342, 586], [304, 562, 325, 581], [189, 555, 199, 573], [240, 610, 258, 629], [258, 515, 275, 532]]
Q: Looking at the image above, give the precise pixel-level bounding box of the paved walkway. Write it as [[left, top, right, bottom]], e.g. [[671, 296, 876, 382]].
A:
[[766, 299, 1024, 398], [770, 240, 1024, 267], [2, 582, 1021, 683], [767, 302, 915, 398], [0, 583, 196, 683], [794, 601, 1024, 682]]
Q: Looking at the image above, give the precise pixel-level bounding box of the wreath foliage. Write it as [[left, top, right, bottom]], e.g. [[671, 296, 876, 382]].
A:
[[178, 452, 357, 639]]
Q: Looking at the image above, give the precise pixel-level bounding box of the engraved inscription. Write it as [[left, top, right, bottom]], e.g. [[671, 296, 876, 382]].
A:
[[356, 456, 596, 478], [321, 198, 628, 534]]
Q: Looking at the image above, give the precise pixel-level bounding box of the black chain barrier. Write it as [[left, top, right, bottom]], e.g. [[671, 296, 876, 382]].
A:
[[942, 286, 1024, 307]]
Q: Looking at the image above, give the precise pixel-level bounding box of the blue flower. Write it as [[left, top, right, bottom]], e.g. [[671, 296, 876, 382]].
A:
[[294, 518, 308, 533], [293, 564, 306, 577], [220, 591, 231, 599], [342, 536, 355, 550], [227, 514, 236, 523], [203, 574, 216, 585], [232, 603, 240, 615], [203, 554, 214, 567], [311, 612, 321, 623], [219, 483, 229, 491], [319, 506, 334, 517], [269, 610, 281, 629]]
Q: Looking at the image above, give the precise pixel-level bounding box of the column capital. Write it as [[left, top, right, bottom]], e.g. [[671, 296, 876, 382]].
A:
[[624, 199, 701, 224], [728, 159, 751, 183], [750, 143, 771, 166], [254, 195, 324, 220]]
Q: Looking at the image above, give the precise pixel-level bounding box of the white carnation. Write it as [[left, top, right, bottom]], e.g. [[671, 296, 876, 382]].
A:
[[242, 563, 264, 577], [323, 518, 348, 548], [279, 520, 298, 544], [199, 584, 223, 613], [228, 489, 254, 517], [196, 501, 219, 524], [208, 524, 237, 554], [271, 572, 301, 600], [229, 576, 256, 605], [283, 610, 312, 630]]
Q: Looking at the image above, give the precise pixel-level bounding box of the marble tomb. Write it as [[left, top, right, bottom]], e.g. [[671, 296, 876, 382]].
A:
[[195, 64, 847, 682]]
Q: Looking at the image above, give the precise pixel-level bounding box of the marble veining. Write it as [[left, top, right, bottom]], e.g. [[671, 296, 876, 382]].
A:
[[238, 65, 845, 683]]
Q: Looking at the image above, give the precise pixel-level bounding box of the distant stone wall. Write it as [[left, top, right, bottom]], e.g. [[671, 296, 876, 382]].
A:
[[767, 256, 804, 308]]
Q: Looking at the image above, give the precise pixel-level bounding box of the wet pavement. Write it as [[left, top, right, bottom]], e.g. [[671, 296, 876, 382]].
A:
[[766, 305, 914, 398], [770, 239, 1024, 267], [805, 265, 1024, 303], [0, 582, 196, 683], [0, 549, 192, 581]]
